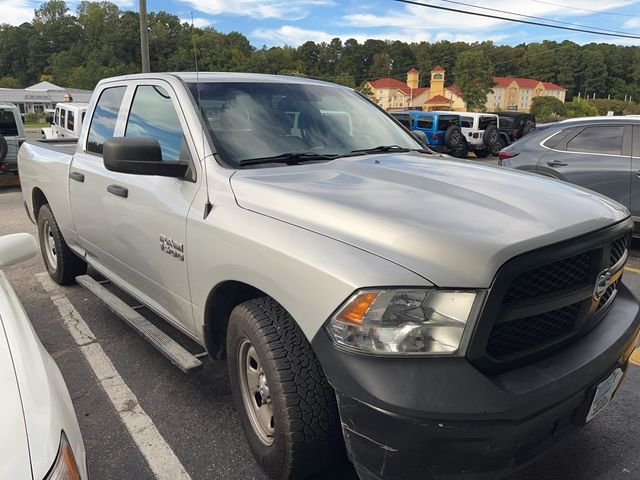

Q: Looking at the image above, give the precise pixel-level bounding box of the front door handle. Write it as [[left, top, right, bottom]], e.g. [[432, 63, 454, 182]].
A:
[[547, 160, 568, 167], [69, 171, 85, 182], [107, 184, 128, 198]]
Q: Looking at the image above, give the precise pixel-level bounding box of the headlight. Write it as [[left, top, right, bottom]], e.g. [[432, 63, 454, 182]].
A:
[[45, 432, 80, 480], [326, 288, 481, 355]]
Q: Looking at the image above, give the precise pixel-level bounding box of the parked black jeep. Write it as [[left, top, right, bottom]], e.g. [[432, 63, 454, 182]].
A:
[[489, 111, 536, 146]]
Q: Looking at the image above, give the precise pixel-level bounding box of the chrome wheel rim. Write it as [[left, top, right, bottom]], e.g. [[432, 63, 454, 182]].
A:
[[43, 220, 57, 269], [238, 339, 275, 446]]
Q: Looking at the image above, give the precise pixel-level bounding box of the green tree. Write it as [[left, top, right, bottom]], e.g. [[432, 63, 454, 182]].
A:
[[530, 96, 566, 118], [0, 76, 20, 88], [453, 50, 494, 111]]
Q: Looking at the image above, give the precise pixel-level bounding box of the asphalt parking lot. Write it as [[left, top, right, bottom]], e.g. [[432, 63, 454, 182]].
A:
[[1, 175, 639, 480]]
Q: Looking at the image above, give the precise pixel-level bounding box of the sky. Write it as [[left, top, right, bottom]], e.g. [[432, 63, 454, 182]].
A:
[[3, 0, 640, 47]]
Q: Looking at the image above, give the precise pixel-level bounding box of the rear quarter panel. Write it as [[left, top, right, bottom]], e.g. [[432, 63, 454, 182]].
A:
[[18, 143, 77, 243]]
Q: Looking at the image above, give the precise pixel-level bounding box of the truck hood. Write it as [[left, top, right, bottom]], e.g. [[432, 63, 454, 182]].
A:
[[230, 153, 628, 287]]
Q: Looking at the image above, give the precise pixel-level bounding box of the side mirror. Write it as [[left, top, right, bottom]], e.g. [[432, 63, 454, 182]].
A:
[[0, 233, 38, 268], [411, 129, 427, 144], [103, 137, 189, 178]]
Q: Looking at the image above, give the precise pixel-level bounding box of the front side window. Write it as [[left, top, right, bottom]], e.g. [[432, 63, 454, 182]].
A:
[[566, 126, 624, 155], [189, 82, 421, 167], [87, 86, 126, 154], [125, 85, 188, 161], [67, 110, 75, 131]]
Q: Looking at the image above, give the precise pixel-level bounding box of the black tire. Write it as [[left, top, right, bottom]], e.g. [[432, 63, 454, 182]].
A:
[[474, 148, 491, 158], [0, 134, 7, 162], [490, 137, 506, 156], [37, 204, 86, 285], [483, 125, 500, 148], [227, 297, 344, 480], [444, 125, 463, 148], [450, 140, 468, 158], [522, 121, 536, 136]]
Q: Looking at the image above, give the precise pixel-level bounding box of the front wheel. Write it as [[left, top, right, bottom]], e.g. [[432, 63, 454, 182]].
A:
[[37, 204, 86, 285], [227, 297, 344, 479]]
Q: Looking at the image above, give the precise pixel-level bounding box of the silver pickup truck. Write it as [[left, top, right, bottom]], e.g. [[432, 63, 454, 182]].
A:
[[18, 73, 640, 480]]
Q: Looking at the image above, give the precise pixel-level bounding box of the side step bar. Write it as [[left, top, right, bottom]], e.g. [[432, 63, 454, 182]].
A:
[[76, 275, 203, 373]]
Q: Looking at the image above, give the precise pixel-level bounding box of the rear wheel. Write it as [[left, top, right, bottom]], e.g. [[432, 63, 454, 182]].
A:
[[522, 121, 536, 136], [490, 137, 506, 156], [444, 125, 463, 149], [450, 140, 468, 158], [37, 204, 86, 285], [474, 148, 491, 158], [0, 134, 7, 162], [227, 297, 344, 479]]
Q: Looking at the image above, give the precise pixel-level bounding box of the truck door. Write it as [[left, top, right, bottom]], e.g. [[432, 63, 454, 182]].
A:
[[69, 81, 199, 335], [540, 123, 631, 210]]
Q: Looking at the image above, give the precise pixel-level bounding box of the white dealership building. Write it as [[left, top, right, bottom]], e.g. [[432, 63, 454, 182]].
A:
[[0, 81, 92, 115]]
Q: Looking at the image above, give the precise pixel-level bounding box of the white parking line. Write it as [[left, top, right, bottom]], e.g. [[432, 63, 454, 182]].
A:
[[36, 273, 192, 480]]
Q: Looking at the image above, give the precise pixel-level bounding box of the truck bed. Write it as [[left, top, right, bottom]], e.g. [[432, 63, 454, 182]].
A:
[[26, 138, 78, 155]]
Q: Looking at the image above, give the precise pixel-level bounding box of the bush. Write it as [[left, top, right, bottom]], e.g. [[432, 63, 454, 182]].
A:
[[564, 97, 598, 118], [587, 98, 639, 116], [24, 113, 46, 124], [530, 96, 566, 122]]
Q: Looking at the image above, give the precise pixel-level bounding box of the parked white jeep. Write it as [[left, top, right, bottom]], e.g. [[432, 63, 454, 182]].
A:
[[457, 112, 502, 158]]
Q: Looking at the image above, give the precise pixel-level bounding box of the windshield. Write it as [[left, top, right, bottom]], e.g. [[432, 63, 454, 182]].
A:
[[188, 82, 422, 167], [0, 109, 19, 136]]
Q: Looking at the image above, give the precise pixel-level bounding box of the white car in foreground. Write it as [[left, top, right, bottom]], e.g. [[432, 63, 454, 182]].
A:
[[0, 233, 87, 480]]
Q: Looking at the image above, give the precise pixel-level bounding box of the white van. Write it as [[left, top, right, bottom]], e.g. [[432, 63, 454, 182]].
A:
[[0, 103, 27, 175], [41, 103, 88, 139]]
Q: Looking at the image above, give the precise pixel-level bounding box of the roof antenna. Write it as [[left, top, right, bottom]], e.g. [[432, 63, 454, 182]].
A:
[[192, 12, 213, 219]]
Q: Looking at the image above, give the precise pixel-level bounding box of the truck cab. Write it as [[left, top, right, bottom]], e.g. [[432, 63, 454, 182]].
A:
[[390, 110, 467, 157]]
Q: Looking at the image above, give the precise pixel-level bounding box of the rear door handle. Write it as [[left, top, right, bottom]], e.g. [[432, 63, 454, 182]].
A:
[[69, 171, 85, 182], [107, 184, 128, 198], [547, 160, 568, 167]]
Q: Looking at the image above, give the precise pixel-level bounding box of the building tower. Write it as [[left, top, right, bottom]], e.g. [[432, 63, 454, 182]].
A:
[[407, 67, 420, 89], [430, 66, 446, 98]]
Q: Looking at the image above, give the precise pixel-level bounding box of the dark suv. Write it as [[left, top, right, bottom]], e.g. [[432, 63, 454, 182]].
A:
[[490, 111, 536, 146], [499, 116, 640, 231]]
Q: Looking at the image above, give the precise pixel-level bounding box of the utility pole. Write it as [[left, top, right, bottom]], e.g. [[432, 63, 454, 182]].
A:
[[139, 0, 150, 73]]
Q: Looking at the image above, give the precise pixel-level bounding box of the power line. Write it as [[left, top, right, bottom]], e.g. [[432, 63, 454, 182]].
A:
[[436, 0, 640, 36], [394, 0, 640, 39], [532, 0, 640, 18]]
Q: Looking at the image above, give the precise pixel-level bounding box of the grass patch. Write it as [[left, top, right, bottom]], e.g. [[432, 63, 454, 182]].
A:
[[24, 122, 49, 128]]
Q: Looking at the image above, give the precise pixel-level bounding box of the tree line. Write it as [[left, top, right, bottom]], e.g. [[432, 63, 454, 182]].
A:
[[2, 0, 640, 103]]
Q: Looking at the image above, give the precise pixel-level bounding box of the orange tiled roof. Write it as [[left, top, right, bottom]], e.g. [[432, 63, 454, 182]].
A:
[[426, 95, 451, 104]]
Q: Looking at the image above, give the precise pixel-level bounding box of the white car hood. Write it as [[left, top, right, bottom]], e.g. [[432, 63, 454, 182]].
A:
[[0, 318, 32, 480], [231, 154, 629, 287], [0, 272, 86, 480]]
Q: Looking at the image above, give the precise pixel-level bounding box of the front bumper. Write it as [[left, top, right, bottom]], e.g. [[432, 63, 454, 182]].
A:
[[312, 284, 640, 479]]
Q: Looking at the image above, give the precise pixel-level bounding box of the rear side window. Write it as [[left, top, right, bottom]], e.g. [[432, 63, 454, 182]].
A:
[[417, 117, 433, 129], [566, 126, 624, 155], [460, 116, 473, 129], [478, 116, 497, 130], [438, 116, 458, 131], [392, 114, 411, 129], [87, 86, 127, 154], [125, 85, 188, 161], [499, 116, 514, 128], [0, 109, 18, 136], [67, 110, 75, 131]]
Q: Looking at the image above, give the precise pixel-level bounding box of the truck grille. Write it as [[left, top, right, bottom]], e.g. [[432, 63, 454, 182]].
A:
[[468, 224, 631, 374]]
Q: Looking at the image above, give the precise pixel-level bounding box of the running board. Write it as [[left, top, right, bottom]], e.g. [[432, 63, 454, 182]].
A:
[[76, 275, 203, 373]]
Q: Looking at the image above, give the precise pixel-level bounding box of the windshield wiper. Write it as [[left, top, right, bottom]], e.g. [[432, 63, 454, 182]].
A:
[[239, 152, 339, 166], [344, 145, 431, 157]]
